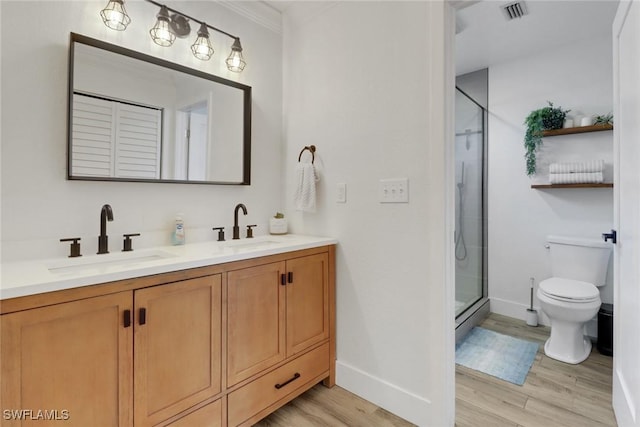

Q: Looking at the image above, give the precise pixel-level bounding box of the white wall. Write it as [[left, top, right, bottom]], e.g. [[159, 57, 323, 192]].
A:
[[282, 2, 454, 425], [488, 36, 614, 331], [0, 1, 282, 261]]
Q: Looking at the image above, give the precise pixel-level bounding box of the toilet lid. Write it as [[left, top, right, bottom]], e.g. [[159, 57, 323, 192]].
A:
[[539, 277, 600, 302]]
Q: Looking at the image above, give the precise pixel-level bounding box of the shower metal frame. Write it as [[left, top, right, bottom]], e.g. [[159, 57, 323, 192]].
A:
[[454, 87, 489, 338]]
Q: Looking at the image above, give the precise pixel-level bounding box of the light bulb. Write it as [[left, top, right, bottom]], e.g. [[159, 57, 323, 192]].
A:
[[228, 53, 242, 68], [100, 0, 131, 31]]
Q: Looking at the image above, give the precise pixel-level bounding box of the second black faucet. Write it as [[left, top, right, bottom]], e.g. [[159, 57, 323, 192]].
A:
[[233, 203, 247, 240], [98, 204, 114, 254]]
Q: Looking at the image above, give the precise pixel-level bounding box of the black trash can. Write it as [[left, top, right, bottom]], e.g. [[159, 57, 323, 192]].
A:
[[597, 303, 613, 356]]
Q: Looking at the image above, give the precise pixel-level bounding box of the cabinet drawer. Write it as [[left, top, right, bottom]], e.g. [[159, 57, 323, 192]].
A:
[[228, 343, 329, 426], [166, 399, 222, 427]]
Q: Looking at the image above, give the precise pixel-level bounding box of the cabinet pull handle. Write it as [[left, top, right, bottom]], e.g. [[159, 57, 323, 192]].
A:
[[287, 272, 293, 283], [281, 273, 286, 286], [123, 310, 131, 328], [274, 372, 301, 389], [139, 308, 146, 325]]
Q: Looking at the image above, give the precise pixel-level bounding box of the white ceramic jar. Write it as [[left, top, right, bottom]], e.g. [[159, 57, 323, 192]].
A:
[[269, 217, 288, 235]]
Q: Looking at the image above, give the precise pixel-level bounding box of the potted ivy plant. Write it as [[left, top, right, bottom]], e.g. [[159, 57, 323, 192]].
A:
[[269, 212, 288, 235], [524, 101, 570, 176]]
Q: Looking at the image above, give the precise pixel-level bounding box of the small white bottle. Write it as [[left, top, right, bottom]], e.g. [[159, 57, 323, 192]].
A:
[[172, 214, 185, 245]]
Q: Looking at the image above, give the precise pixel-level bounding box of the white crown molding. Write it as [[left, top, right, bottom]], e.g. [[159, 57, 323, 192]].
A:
[[282, 1, 339, 28], [449, 0, 481, 11], [217, 1, 282, 34]]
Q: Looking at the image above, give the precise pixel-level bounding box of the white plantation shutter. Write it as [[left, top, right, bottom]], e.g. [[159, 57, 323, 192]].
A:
[[115, 103, 161, 179], [72, 95, 116, 177], [72, 93, 162, 179]]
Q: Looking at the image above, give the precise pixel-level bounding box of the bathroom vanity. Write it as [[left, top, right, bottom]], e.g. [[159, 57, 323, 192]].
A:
[[0, 235, 336, 427]]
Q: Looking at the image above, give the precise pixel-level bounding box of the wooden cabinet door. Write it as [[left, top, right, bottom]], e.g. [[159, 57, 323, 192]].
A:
[[134, 275, 221, 427], [227, 262, 286, 386], [0, 292, 133, 427], [286, 253, 330, 357]]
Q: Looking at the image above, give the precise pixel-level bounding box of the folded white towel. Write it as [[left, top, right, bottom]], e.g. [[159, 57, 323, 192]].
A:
[[549, 160, 604, 174], [294, 162, 319, 212], [549, 172, 604, 184]]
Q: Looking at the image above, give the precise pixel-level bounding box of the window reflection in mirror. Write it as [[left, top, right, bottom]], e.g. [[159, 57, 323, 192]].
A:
[[68, 33, 251, 185]]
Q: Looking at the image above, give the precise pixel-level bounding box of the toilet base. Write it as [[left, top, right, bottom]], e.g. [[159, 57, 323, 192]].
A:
[[544, 337, 592, 364]]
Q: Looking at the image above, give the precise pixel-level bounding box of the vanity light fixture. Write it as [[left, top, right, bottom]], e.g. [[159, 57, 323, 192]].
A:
[[100, 0, 131, 31], [99, 0, 246, 72]]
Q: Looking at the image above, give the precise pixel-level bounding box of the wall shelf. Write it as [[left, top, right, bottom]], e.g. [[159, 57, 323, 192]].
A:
[[531, 183, 613, 189], [534, 124, 613, 189], [542, 124, 613, 137]]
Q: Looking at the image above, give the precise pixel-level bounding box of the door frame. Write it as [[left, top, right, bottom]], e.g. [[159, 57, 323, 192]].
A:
[[444, 1, 457, 425], [612, 1, 638, 425]]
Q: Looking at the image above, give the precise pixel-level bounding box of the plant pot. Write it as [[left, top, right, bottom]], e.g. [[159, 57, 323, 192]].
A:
[[269, 218, 288, 235], [542, 116, 565, 130]]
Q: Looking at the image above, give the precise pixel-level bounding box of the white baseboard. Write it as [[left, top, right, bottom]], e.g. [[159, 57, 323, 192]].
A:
[[613, 368, 637, 427], [489, 297, 551, 326], [336, 360, 434, 426]]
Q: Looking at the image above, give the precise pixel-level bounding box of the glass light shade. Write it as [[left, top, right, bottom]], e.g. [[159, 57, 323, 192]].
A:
[[100, 0, 131, 31], [226, 39, 246, 73], [191, 23, 214, 61], [149, 6, 176, 47]]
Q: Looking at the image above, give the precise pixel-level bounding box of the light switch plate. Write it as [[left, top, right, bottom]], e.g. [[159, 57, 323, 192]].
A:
[[379, 178, 409, 203]]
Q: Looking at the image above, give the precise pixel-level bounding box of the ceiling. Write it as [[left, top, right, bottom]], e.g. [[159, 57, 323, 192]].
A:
[[259, 0, 619, 76], [456, 0, 619, 75]]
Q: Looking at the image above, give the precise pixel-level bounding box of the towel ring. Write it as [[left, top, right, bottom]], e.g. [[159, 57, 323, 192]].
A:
[[298, 145, 316, 164]]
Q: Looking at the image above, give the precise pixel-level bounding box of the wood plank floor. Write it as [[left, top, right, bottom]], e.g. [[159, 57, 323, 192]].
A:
[[456, 313, 616, 427], [254, 384, 414, 426], [254, 313, 616, 426]]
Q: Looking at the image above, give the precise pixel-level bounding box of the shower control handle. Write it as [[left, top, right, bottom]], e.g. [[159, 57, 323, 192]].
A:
[[602, 229, 617, 244]]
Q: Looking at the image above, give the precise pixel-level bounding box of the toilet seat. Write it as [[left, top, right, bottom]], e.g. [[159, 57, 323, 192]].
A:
[[539, 277, 600, 303]]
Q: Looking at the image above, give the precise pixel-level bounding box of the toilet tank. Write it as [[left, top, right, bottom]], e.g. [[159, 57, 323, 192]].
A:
[[547, 235, 612, 286]]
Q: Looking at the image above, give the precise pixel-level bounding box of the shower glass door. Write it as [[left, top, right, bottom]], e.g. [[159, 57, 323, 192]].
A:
[[455, 88, 486, 318]]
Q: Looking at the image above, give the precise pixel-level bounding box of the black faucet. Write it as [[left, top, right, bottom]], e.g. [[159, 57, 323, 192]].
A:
[[233, 203, 248, 240], [98, 204, 114, 254]]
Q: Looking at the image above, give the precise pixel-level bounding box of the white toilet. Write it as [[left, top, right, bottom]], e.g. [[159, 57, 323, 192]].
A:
[[537, 235, 612, 364]]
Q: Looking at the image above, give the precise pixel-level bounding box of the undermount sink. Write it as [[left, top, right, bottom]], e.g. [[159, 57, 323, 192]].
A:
[[222, 236, 300, 252], [47, 249, 176, 275], [224, 240, 281, 251]]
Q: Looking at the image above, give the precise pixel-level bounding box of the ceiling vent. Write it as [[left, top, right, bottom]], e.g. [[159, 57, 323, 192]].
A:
[[501, 2, 528, 20]]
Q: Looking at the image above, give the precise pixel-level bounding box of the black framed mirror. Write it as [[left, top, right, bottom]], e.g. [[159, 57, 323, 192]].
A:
[[68, 33, 251, 185]]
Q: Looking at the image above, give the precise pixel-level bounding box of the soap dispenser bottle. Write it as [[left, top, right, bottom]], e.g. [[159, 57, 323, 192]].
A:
[[172, 214, 185, 245]]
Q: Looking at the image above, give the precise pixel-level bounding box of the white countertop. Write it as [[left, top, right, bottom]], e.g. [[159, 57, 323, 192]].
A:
[[1, 234, 337, 300]]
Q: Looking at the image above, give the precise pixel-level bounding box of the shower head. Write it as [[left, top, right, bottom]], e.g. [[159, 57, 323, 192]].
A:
[[462, 129, 474, 150]]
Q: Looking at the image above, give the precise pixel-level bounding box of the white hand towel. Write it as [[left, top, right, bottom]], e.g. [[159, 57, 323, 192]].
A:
[[294, 162, 319, 212], [549, 160, 604, 174], [549, 172, 604, 184]]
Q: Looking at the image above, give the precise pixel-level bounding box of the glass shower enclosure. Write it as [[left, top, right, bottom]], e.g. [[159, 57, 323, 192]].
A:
[[454, 88, 488, 329]]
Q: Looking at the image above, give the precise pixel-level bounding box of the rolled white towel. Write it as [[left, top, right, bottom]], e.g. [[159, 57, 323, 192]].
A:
[[549, 159, 604, 174], [549, 172, 604, 184]]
